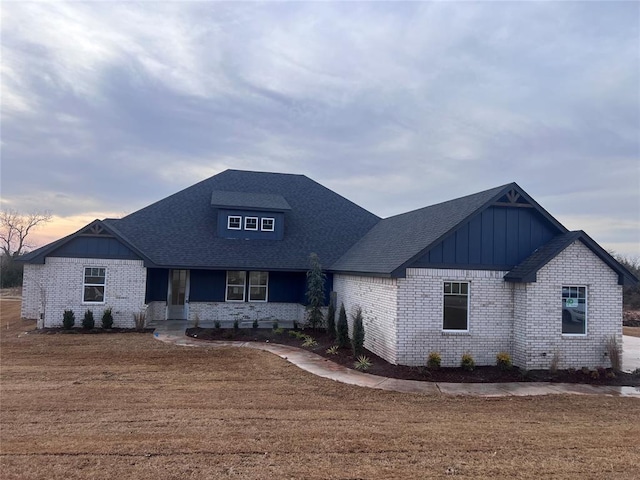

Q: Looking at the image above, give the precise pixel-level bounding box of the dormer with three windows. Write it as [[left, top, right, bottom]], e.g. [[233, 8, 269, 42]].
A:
[[211, 191, 291, 240]]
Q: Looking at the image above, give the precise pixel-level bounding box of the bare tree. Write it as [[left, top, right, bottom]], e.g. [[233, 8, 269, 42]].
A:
[[0, 209, 52, 257]]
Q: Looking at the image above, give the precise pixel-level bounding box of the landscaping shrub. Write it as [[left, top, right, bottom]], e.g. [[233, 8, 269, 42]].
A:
[[496, 352, 512, 370], [82, 309, 95, 330], [605, 336, 622, 371], [301, 335, 318, 347], [326, 300, 336, 339], [351, 306, 364, 356], [252, 319, 259, 330], [133, 311, 146, 330], [62, 309, 75, 330], [101, 308, 114, 329], [272, 320, 279, 330], [427, 352, 441, 369], [305, 253, 326, 330], [326, 345, 339, 355], [233, 319, 239, 332], [354, 355, 372, 371], [336, 303, 349, 348], [460, 353, 475, 371]]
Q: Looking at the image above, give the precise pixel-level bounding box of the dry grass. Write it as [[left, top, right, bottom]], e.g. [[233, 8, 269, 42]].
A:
[[623, 326, 640, 338], [1, 299, 639, 479]]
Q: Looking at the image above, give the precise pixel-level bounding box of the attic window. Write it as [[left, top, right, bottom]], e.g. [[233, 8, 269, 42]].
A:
[[244, 217, 258, 231], [261, 217, 275, 231], [228, 216, 241, 230]]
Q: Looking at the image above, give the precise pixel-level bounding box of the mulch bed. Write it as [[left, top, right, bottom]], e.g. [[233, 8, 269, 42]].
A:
[[186, 327, 639, 387]]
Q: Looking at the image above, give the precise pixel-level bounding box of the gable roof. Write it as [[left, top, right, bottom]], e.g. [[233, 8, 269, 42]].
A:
[[17, 219, 154, 265], [505, 231, 638, 286], [99, 170, 380, 271], [330, 182, 567, 277]]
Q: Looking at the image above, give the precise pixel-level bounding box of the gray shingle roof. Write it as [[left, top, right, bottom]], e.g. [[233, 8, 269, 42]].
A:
[[505, 231, 639, 286], [102, 170, 380, 271], [330, 184, 511, 276], [210, 191, 291, 211]]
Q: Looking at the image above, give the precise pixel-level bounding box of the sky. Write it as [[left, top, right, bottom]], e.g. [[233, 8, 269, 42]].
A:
[[2, 1, 639, 257]]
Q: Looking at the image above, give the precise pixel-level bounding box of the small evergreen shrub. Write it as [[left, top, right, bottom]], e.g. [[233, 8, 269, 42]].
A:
[[272, 320, 279, 330], [101, 308, 114, 329], [460, 353, 475, 371], [82, 309, 95, 330], [214, 320, 221, 329], [233, 319, 239, 332], [427, 352, 441, 369], [351, 306, 365, 356], [326, 300, 336, 338], [336, 303, 349, 348], [354, 355, 372, 371], [62, 309, 75, 330], [252, 319, 259, 330], [293, 320, 299, 331], [496, 352, 512, 370]]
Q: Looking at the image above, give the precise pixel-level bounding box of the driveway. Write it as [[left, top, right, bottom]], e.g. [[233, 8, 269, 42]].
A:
[[623, 335, 640, 373]]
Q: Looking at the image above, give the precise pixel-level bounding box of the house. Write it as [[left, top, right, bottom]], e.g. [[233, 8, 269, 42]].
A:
[[19, 170, 637, 370]]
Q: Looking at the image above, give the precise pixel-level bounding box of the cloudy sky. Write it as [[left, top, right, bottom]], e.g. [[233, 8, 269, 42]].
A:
[[2, 1, 639, 257]]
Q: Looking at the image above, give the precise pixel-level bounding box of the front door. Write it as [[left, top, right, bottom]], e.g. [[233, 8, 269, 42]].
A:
[[167, 270, 189, 319]]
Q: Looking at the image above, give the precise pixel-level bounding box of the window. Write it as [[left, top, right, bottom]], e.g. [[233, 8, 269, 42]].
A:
[[443, 281, 469, 331], [228, 215, 241, 230], [249, 271, 268, 301], [226, 271, 246, 301], [226, 271, 269, 302], [83, 267, 106, 303], [562, 286, 587, 335], [244, 217, 258, 231], [261, 217, 275, 232]]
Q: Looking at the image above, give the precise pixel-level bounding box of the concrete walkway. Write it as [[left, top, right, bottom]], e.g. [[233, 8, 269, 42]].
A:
[[152, 323, 640, 398]]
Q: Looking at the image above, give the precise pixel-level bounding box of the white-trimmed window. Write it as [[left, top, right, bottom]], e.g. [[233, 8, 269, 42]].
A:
[[244, 217, 258, 231], [443, 281, 469, 331], [83, 267, 106, 303], [226, 271, 246, 301], [228, 215, 242, 230], [562, 286, 587, 335], [249, 271, 268, 301], [261, 217, 275, 232]]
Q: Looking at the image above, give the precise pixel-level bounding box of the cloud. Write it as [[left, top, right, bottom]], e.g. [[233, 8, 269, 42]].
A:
[[1, 1, 639, 256]]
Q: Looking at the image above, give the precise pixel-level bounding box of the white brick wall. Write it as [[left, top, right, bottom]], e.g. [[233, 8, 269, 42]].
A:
[[21, 257, 147, 328], [513, 241, 623, 370], [397, 268, 513, 367], [188, 302, 307, 326], [333, 274, 399, 364]]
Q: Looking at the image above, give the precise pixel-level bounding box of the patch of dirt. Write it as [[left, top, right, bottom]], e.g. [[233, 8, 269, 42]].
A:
[[186, 327, 639, 386], [32, 327, 155, 335]]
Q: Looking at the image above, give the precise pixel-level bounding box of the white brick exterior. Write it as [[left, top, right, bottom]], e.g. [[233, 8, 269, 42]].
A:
[[335, 241, 622, 369], [333, 274, 399, 364], [21, 257, 146, 328], [512, 241, 622, 370], [397, 268, 513, 367], [187, 302, 307, 326]]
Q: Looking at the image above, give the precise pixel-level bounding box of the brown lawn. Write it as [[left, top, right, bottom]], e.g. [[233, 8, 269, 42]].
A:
[[623, 326, 640, 338], [1, 299, 639, 479]]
